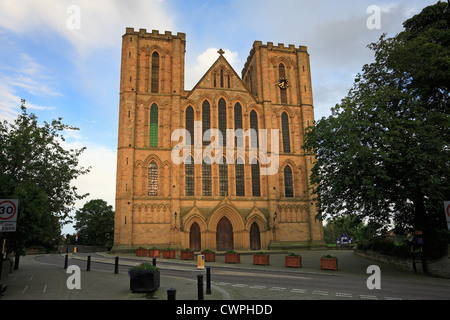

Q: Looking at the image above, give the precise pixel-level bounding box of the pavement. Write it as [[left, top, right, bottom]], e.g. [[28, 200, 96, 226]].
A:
[[0, 249, 448, 301]]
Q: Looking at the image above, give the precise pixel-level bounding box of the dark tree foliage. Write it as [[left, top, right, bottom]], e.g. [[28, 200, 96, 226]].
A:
[[303, 2, 450, 257]]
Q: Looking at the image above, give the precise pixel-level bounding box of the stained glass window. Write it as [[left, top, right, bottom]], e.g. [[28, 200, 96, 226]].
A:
[[148, 161, 158, 196], [218, 98, 227, 147], [149, 103, 158, 147], [284, 165, 294, 197], [219, 156, 228, 196], [186, 106, 194, 145], [234, 103, 243, 147], [151, 52, 159, 93], [185, 155, 194, 196], [202, 157, 212, 196], [235, 158, 245, 196], [251, 159, 261, 197], [282, 112, 291, 153], [250, 110, 258, 148], [202, 100, 210, 146]]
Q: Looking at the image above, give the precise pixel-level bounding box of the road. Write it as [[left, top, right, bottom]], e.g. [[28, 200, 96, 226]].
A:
[[32, 253, 450, 300]]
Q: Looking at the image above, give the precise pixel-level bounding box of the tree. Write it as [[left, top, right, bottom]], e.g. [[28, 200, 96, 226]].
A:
[[0, 100, 90, 255], [303, 2, 450, 258], [74, 199, 114, 247]]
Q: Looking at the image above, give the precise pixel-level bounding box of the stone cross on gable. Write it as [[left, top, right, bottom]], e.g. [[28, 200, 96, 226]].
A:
[[217, 48, 225, 56]]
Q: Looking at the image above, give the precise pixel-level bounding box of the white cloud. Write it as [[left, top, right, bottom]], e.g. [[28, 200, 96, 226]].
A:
[[0, 0, 175, 58]]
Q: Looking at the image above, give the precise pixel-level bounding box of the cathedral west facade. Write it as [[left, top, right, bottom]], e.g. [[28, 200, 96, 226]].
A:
[[113, 28, 324, 251]]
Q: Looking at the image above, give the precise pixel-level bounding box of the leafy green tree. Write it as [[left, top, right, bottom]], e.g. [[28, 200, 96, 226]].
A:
[[74, 199, 114, 247], [0, 100, 90, 255], [303, 2, 449, 258]]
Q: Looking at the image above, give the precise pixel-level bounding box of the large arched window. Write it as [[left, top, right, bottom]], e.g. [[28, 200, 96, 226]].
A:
[[148, 161, 158, 196], [235, 158, 245, 196], [202, 100, 210, 146], [281, 112, 291, 153], [151, 51, 160, 93], [218, 98, 227, 146], [284, 165, 294, 197], [251, 159, 261, 197], [202, 157, 212, 196], [149, 103, 158, 147], [185, 155, 195, 196], [219, 156, 228, 196], [234, 103, 243, 147], [185, 106, 194, 145], [250, 110, 259, 148]]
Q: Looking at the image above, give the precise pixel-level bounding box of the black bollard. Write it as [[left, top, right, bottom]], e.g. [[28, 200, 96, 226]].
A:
[[167, 288, 176, 300], [152, 257, 156, 267], [86, 255, 91, 271], [114, 256, 119, 274], [197, 274, 204, 300], [206, 267, 211, 295], [64, 254, 68, 269]]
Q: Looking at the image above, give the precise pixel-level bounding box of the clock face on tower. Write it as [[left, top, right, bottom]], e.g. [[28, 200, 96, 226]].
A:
[[278, 78, 288, 89]]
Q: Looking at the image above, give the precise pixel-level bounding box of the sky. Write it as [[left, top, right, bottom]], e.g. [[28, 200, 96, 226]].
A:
[[0, 0, 438, 234]]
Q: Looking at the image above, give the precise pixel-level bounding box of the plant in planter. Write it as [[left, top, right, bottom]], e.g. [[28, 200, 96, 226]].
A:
[[135, 247, 147, 257], [320, 255, 338, 271], [285, 252, 302, 268], [224, 250, 240, 264], [180, 248, 194, 260], [253, 252, 270, 266], [148, 247, 160, 258], [128, 263, 160, 293], [162, 248, 176, 259], [201, 249, 216, 262]]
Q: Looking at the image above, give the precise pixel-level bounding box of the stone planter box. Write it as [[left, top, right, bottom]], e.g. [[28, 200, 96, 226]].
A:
[[285, 255, 302, 268], [202, 251, 216, 262], [180, 250, 194, 260], [224, 252, 240, 264], [253, 253, 270, 266], [135, 248, 147, 257], [148, 249, 160, 258], [320, 257, 338, 271], [162, 249, 176, 259], [129, 271, 160, 293]]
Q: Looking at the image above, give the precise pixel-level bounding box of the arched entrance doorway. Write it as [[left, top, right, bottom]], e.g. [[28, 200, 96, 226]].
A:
[[189, 222, 201, 251], [250, 222, 261, 250], [216, 217, 233, 251]]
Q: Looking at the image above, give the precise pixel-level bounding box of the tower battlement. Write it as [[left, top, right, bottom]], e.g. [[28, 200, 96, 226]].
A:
[[124, 27, 186, 41]]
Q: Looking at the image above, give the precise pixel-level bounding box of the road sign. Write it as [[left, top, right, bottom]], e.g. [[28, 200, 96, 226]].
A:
[[444, 201, 450, 231], [0, 199, 19, 232], [197, 254, 205, 270]]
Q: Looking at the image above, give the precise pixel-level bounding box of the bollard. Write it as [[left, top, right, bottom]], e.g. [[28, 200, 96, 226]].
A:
[[167, 288, 176, 300], [64, 254, 68, 269], [206, 267, 211, 295], [152, 257, 156, 267], [114, 256, 119, 274], [86, 255, 91, 271], [197, 274, 204, 300]]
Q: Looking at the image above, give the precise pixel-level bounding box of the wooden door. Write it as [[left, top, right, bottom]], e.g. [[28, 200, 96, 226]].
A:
[[189, 222, 201, 251], [216, 217, 233, 251], [250, 222, 261, 250]]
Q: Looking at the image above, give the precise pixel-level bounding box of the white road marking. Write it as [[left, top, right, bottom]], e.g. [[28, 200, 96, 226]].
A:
[[22, 285, 29, 294]]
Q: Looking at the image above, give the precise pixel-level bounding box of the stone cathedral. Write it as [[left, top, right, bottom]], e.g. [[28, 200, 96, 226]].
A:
[[113, 28, 325, 252]]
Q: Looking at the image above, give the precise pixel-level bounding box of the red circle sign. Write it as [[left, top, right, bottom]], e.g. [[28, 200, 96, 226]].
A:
[[0, 200, 17, 221]]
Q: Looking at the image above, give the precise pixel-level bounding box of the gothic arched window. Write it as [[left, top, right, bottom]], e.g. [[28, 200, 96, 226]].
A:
[[234, 103, 243, 147], [235, 158, 245, 196], [282, 112, 291, 153], [251, 159, 261, 197], [185, 106, 194, 145], [185, 155, 194, 196], [149, 103, 158, 147], [202, 100, 210, 146], [151, 51, 160, 93], [202, 156, 212, 196], [218, 98, 227, 146], [279, 63, 287, 104], [250, 110, 259, 148], [219, 156, 228, 196], [148, 161, 158, 196], [284, 165, 294, 198]]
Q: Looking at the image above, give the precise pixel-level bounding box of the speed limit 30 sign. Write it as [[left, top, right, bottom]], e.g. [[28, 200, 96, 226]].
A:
[[0, 199, 19, 232]]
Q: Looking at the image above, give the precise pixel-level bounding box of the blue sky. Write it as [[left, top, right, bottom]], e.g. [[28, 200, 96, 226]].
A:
[[0, 0, 438, 233]]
